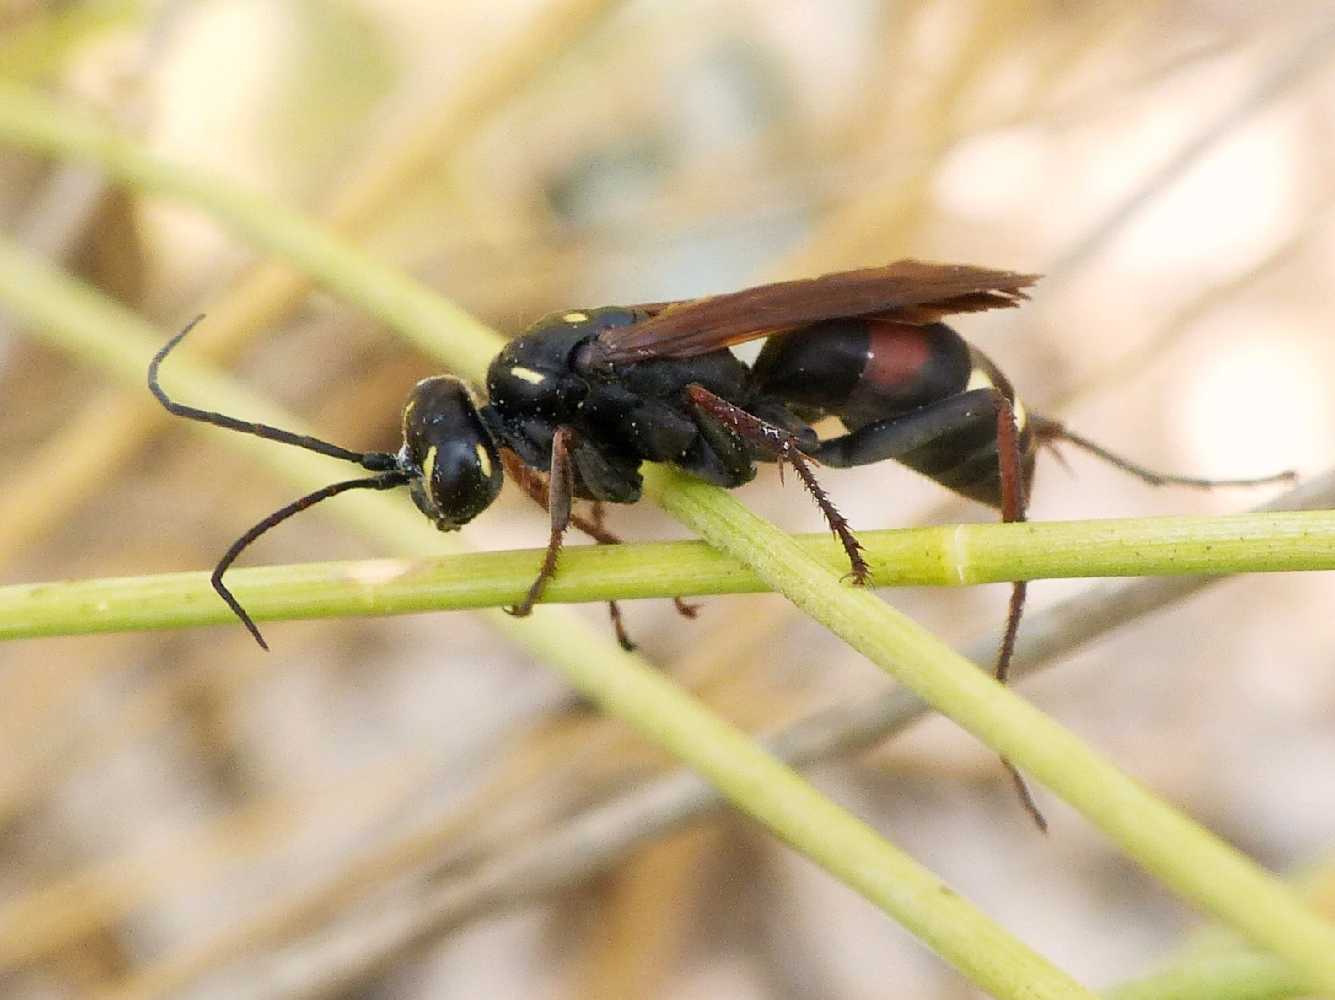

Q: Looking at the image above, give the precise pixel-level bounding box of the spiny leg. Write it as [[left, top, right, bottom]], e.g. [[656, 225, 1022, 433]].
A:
[[507, 426, 576, 619], [993, 408, 1292, 830], [1030, 415, 1296, 489], [589, 506, 700, 628], [808, 388, 1034, 682], [672, 597, 700, 619], [685, 384, 869, 584], [615, 500, 700, 620], [214, 472, 408, 650]]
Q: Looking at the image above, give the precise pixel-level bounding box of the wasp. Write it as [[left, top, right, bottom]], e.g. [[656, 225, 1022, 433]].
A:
[[150, 259, 1289, 670], [151, 260, 1293, 828]]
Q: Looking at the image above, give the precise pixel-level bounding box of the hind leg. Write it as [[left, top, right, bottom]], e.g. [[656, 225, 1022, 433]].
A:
[[1030, 415, 1294, 488], [819, 389, 1046, 830]]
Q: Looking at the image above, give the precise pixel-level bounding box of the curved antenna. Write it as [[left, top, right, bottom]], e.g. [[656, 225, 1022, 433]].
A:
[[1032, 416, 1296, 489], [148, 316, 399, 473], [212, 472, 409, 650], [149, 316, 414, 648]]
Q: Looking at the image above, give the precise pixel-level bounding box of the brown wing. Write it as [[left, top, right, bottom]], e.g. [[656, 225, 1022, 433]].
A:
[[596, 260, 1038, 362]]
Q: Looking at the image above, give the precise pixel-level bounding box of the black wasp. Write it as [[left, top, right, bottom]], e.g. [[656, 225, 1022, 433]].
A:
[[152, 260, 1293, 828], [150, 259, 1290, 666]]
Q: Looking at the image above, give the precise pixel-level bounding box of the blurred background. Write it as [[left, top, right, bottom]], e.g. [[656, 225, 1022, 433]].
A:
[[2, 1, 1334, 997]]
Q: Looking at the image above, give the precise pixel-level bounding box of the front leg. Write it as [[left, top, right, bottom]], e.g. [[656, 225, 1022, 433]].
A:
[[684, 385, 869, 585], [503, 450, 619, 543], [502, 452, 699, 648], [507, 425, 577, 619]]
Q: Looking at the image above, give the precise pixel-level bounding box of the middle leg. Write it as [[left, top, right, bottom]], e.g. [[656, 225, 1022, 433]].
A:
[[684, 384, 869, 584]]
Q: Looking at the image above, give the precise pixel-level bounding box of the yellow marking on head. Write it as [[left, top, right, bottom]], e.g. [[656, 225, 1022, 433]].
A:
[[562, 311, 589, 323], [401, 398, 417, 438], [475, 442, 492, 478], [423, 445, 438, 485], [965, 367, 995, 392], [511, 366, 546, 385]]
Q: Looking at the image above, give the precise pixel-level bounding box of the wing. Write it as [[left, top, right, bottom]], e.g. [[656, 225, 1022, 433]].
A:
[[595, 260, 1038, 362]]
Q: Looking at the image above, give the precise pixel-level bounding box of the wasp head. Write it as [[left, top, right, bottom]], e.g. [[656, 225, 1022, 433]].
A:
[[399, 376, 503, 530]]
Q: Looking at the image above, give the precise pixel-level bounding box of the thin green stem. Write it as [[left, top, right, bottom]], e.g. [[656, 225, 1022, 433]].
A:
[[646, 467, 1335, 993], [3, 509, 1334, 640], [1106, 952, 1307, 1000]]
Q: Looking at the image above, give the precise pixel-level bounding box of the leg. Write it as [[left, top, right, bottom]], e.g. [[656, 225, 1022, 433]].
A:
[[806, 388, 1030, 681], [990, 392, 1027, 685], [589, 501, 635, 650], [819, 389, 1046, 829], [503, 452, 696, 648], [685, 385, 869, 584], [1030, 415, 1295, 489], [507, 426, 576, 619], [587, 501, 699, 624], [814, 388, 1002, 471], [991, 394, 1047, 833], [502, 450, 618, 543]]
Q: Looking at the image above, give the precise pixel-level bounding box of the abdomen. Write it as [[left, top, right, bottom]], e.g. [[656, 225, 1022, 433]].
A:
[[753, 320, 1035, 507], [751, 319, 973, 423]]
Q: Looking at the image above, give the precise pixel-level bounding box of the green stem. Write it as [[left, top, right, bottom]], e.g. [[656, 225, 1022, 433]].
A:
[[1106, 952, 1307, 1000], [4, 509, 1334, 640], [647, 466, 1335, 993]]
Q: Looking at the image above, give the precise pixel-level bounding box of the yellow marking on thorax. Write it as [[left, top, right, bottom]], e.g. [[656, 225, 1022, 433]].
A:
[[510, 366, 546, 385], [475, 442, 492, 478], [965, 367, 994, 392], [562, 311, 589, 323]]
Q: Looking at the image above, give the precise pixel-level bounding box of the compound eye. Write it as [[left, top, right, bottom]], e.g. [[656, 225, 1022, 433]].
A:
[[401, 377, 503, 529]]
